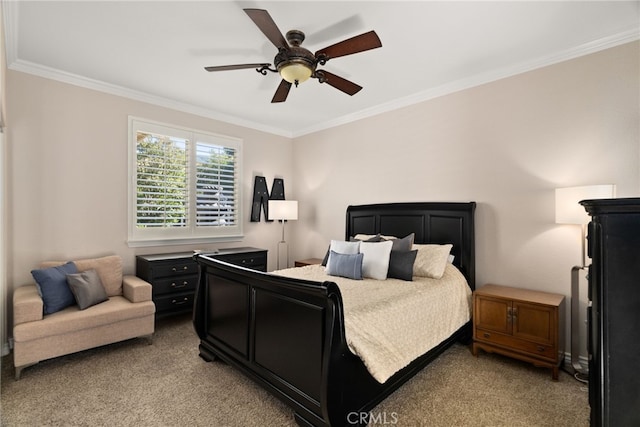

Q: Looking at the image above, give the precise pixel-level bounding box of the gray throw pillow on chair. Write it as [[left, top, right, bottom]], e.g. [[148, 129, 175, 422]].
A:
[[66, 269, 109, 310]]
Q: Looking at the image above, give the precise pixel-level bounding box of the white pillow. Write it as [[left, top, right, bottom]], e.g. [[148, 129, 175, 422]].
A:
[[325, 240, 360, 272], [412, 244, 453, 279], [360, 240, 393, 280]]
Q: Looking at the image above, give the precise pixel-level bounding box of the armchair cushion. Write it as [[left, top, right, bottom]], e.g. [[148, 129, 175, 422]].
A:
[[12, 295, 155, 343]]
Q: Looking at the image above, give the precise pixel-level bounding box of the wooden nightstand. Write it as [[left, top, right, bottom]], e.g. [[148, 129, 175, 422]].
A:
[[294, 258, 323, 267], [472, 284, 565, 380]]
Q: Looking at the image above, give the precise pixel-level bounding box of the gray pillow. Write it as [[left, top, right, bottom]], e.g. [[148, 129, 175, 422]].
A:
[[386, 233, 415, 252], [66, 269, 109, 310], [325, 251, 363, 280], [387, 250, 418, 281]]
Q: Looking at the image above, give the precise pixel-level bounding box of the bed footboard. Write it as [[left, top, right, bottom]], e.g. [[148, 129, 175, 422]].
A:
[[193, 255, 355, 426]]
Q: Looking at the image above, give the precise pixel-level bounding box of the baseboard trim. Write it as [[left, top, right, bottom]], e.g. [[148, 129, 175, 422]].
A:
[[2, 342, 10, 357], [564, 351, 589, 373]]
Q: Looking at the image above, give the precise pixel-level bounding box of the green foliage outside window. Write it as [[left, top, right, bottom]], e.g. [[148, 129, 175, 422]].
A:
[[136, 132, 188, 227]]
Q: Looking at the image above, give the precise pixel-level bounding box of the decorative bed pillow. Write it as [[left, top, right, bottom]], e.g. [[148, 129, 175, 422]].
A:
[[66, 269, 109, 310], [412, 244, 453, 279], [325, 251, 363, 280], [352, 234, 384, 242], [387, 250, 418, 281], [321, 246, 330, 266], [383, 233, 415, 252], [325, 240, 360, 272], [359, 240, 394, 280], [31, 261, 78, 314]]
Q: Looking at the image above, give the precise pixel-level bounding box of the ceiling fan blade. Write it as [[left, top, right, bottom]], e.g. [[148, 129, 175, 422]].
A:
[[271, 80, 292, 103], [315, 30, 382, 61], [244, 9, 289, 50], [204, 63, 270, 72], [315, 70, 362, 96]]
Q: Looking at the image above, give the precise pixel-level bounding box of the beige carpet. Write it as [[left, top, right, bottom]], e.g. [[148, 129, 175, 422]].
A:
[[1, 314, 589, 426]]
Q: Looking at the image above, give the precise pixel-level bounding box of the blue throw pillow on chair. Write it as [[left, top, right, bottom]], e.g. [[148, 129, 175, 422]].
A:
[[31, 261, 78, 314]]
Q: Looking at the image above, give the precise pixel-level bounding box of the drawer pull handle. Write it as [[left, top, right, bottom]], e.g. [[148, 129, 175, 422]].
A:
[[537, 346, 546, 352], [172, 266, 189, 272], [172, 298, 189, 305], [483, 332, 491, 339], [171, 281, 188, 288]]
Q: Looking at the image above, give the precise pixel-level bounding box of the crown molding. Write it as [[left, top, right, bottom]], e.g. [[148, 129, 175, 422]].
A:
[[8, 59, 294, 138], [292, 26, 640, 137]]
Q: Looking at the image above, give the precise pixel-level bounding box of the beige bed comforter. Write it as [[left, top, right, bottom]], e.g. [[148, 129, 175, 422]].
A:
[[274, 263, 472, 383]]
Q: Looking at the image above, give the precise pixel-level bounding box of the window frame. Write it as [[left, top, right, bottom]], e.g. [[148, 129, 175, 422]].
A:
[[127, 117, 243, 247]]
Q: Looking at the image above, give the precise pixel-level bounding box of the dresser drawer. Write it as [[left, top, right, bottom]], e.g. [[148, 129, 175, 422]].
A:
[[215, 252, 267, 271], [152, 261, 198, 278], [152, 275, 198, 296], [154, 292, 195, 314], [475, 328, 557, 362]]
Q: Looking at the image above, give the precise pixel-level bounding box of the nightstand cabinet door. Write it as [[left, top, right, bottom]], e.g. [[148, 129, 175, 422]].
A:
[[474, 295, 511, 335], [512, 301, 556, 347]]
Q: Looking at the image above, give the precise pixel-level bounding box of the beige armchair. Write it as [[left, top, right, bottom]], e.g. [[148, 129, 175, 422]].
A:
[[12, 255, 155, 379]]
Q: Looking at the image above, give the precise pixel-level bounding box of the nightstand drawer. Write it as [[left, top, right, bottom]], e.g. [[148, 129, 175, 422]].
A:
[[475, 328, 556, 361], [152, 275, 198, 296]]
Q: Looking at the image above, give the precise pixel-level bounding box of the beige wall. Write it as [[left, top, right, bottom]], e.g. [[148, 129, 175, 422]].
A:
[[291, 41, 639, 357], [6, 71, 293, 289], [4, 41, 639, 361]]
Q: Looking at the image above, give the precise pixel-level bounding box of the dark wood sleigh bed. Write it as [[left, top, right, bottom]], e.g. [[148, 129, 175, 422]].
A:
[[193, 202, 476, 426]]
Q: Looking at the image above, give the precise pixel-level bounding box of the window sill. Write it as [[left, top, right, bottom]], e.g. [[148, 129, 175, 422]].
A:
[[127, 235, 244, 248]]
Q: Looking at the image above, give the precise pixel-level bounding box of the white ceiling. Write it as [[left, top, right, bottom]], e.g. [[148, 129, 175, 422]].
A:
[[4, 1, 639, 137]]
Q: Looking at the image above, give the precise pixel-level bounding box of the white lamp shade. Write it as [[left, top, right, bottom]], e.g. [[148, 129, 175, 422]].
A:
[[268, 200, 298, 221], [555, 185, 616, 224]]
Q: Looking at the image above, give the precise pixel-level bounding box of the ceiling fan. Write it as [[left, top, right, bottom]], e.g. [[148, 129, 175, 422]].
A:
[[204, 9, 382, 103]]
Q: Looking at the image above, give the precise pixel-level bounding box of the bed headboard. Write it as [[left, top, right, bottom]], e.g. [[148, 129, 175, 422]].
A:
[[346, 202, 476, 289]]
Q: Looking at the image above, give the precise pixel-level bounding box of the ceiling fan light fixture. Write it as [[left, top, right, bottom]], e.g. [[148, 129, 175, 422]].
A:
[[279, 62, 313, 85]]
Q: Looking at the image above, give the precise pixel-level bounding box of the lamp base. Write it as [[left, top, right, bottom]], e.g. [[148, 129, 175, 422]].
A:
[[570, 265, 589, 382], [277, 240, 288, 270]]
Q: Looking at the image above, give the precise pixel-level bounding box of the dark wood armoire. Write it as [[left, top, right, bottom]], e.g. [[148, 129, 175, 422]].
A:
[[581, 198, 640, 427]]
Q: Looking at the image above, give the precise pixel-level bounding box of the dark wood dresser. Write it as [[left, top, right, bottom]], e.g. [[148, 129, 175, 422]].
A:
[[581, 198, 640, 427], [136, 247, 267, 319]]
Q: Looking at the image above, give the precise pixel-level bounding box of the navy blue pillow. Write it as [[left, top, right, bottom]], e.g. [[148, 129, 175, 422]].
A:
[[31, 262, 78, 314], [325, 251, 364, 280]]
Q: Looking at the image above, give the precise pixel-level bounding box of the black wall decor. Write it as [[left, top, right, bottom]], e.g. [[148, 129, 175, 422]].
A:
[[250, 177, 285, 222]]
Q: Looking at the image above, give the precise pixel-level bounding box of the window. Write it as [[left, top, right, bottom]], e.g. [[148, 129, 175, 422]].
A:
[[128, 117, 242, 246]]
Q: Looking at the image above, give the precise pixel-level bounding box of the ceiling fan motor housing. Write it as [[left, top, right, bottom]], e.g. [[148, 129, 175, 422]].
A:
[[274, 45, 317, 85]]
